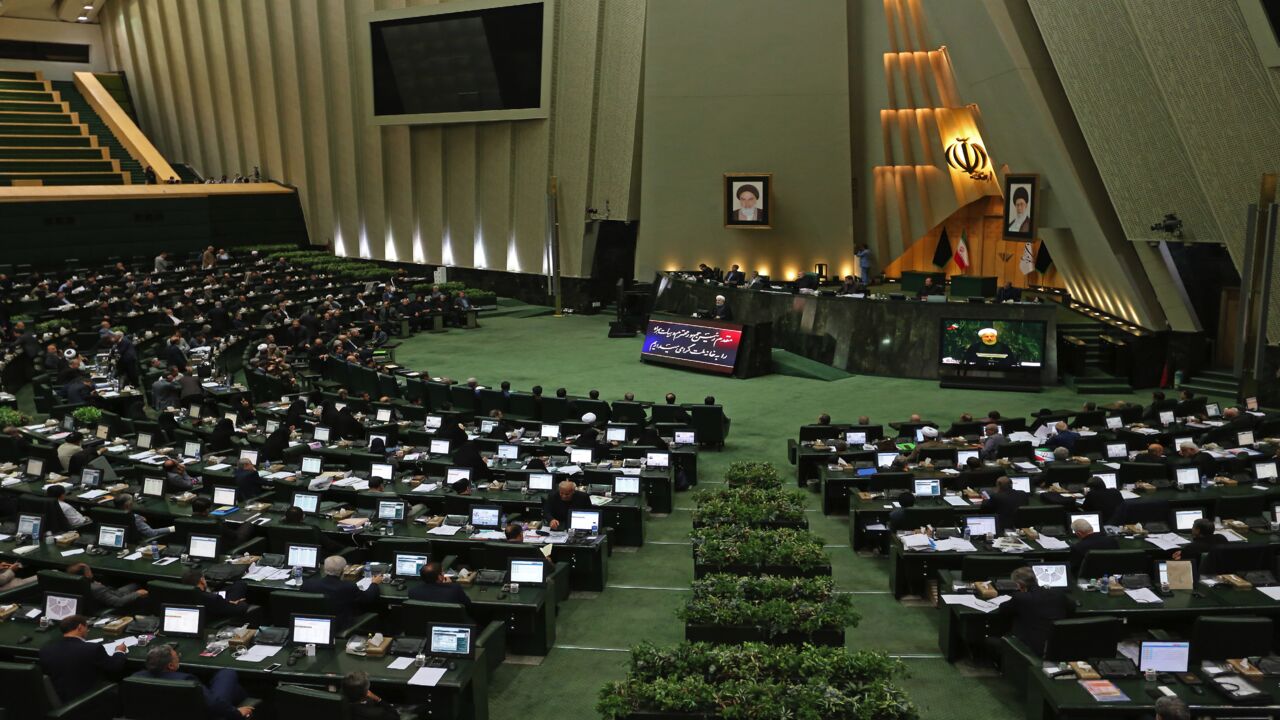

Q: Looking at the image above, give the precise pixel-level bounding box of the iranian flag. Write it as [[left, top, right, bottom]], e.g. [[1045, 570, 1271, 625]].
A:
[[954, 230, 970, 272]]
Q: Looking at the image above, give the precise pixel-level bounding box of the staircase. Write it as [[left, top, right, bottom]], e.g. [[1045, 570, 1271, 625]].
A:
[[0, 70, 129, 186], [1179, 369, 1239, 400], [51, 79, 145, 184], [1058, 322, 1132, 395]]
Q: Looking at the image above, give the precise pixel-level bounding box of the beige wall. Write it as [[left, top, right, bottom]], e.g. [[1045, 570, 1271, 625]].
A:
[[98, 0, 645, 278], [0, 17, 110, 80], [636, 0, 855, 280]]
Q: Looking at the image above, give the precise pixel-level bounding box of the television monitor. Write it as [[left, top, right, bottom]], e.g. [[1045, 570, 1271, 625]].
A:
[[877, 452, 898, 469], [265, 420, 280, 435], [394, 553, 429, 577], [189, 535, 219, 560], [1139, 641, 1190, 673], [368, 1, 551, 125], [239, 449, 258, 466], [539, 424, 560, 439], [570, 509, 600, 534], [376, 408, 393, 423], [1175, 467, 1201, 488], [641, 317, 743, 375], [509, 558, 545, 585], [956, 449, 979, 466], [17, 513, 41, 538], [424, 415, 442, 430], [292, 492, 319, 514], [613, 476, 641, 495], [142, 477, 164, 498], [1010, 476, 1030, 493], [846, 431, 867, 445], [428, 623, 474, 658], [1159, 411, 1175, 426], [446, 467, 471, 485], [569, 448, 593, 464], [964, 515, 997, 537], [913, 478, 941, 497], [370, 463, 394, 481], [97, 524, 127, 549], [528, 473, 554, 491], [644, 452, 669, 468], [1032, 564, 1069, 589], [223, 412, 238, 428], [1256, 461, 1278, 482], [1070, 513, 1101, 533], [430, 439, 451, 455], [1173, 436, 1192, 452], [313, 426, 331, 442], [1105, 416, 1123, 430], [188, 404, 201, 419], [496, 444, 518, 460], [378, 501, 406, 521], [1205, 403, 1221, 417], [914, 428, 925, 443], [95, 423, 110, 440], [291, 615, 335, 646], [60, 415, 75, 431], [1238, 431, 1255, 447], [1106, 443, 1128, 459], [136, 431, 153, 450], [470, 505, 501, 528], [80, 468, 102, 488], [161, 605, 203, 637], [212, 486, 238, 506], [938, 319, 1046, 368], [606, 427, 627, 443], [1034, 448, 1055, 463], [334, 403, 346, 412], [1247, 396, 1259, 411], [287, 544, 320, 569], [479, 419, 496, 434], [25, 458, 43, 478], [183, 441, 201, 459], [1096, 473, 1118, 490], [301, 456, 323, 475], [674, 430, 696, 445], [44, 593, 78, 622], [1174, 509, 1203, 531], [1157, 561, 1170, 587], [367, 434, 388, 449]]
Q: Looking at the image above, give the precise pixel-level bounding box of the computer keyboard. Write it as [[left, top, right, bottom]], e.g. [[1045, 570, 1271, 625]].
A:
[[475, 569, 507, 586]]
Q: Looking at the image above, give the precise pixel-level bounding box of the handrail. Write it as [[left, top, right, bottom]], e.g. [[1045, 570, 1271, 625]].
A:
[[72, 71, 176, 181]]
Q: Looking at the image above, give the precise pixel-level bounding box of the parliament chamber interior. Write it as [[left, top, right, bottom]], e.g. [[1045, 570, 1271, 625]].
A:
[[0, 1, 1278, 719]]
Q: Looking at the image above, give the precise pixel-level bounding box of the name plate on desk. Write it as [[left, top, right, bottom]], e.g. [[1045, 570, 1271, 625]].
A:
[[641, 318, 742, 375]]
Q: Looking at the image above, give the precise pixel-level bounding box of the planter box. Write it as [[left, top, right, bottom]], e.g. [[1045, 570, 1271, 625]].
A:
[[685, 622, 845, 646], [623, 712, 716, 720], [692, 562, 833, 579], [691, 518, 809, 530]]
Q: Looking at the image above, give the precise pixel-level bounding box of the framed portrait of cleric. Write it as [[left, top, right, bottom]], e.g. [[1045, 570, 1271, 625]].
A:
[[724, 173, 772, 230], [1002, 173, 1038, 240]]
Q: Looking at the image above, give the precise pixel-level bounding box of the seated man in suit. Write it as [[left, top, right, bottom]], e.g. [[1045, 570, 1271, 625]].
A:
[[1044, 422, 1080, 453], [1132, 443, 1167, 465], [996, 566, 1072, 656], [979, 423, 1005, 460], [916, 276, 943, 298], [905, 425, 947, 462], [39, 614, 129, 704], [1176, 441, 1217, 477], [342, 671, 401, 720], [995, 281, 1022, 302], [134, 645, 253, 719], [710, 295, 732, 321], [232, 458, 269, 502], [300, 555, 383, 630], [408, 562, 471, 607], [1080, 477, 1124, 525], [979, 476, 1029, 532], [178, 569, 250, 622], [544, 480, 591, 531], [1068, 518, 1118, 574], [1170, 517, 1226, 566]]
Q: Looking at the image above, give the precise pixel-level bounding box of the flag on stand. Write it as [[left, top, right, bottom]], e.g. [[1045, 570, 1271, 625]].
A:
[[1019, 242, 1035, 275], [932, 228, 952, 268], [1035, 242, 1053, 273], [954, 230, 970, 272]]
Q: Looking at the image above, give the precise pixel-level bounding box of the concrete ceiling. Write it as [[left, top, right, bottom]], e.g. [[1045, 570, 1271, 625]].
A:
[[0, 0, 101, 24]]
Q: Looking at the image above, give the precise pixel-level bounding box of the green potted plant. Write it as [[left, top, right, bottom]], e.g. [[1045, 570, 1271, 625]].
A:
[[0, 407, 30, 428], [690, 526, 830, 578], [723, 461, 782, 489], [679, 574, 856, 645], [71, 406, 103, 426], [691, 486, 807, 529]]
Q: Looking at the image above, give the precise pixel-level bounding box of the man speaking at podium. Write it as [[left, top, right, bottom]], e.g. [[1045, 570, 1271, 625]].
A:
[[961, 327, 1017, 367]]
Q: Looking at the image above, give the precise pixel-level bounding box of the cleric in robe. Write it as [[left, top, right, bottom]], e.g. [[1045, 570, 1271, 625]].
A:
[[961, 327, 1017, 367], [1007, 186, 1031, 233], [730, 184, 766, 223]]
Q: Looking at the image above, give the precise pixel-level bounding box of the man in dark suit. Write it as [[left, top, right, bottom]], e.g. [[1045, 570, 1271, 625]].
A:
[[39, 615, 128, 703], [1044, 422, 1080, 453], [980, 423, 1005, 460], [1081, 477, 1124, 526], [232, 459, 269, 502], [300, 555, 383, 630], [723, 264, 746, 286], [1175, 442, 1217, 477], [710, 295, 732, 321], [1171, 517, 1227, 567], [1068, 518, 1118, 574], [979, 476, 1029, 532], [342, 671, 401, 720], [997, 567, 1073, 656], [572, 413, 601, 449], [995, 282, 1022, 302], [179, 569, 250, 622], [407, 562, 471, 607], [163, 336, 187, 370], [1131, 443, 1167, 465], [133, 645, 252, 719], [544, 480, 592, 531]]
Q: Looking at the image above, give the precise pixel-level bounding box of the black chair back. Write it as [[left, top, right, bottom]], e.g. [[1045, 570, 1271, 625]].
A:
[[1013, 505, 1068, 530], [995, 441, 1033, 460], [1201, 545, 1272, 576], [121, 676, 211, 720], [1191, 616, 1273, 662], [1044, 617, 1122, 662], [610, 401, 646, 424], [959, 554, 1026, 582], [1214, 493, 1269, 521], [275, 684, 349, 719], [1078, 550, 1150, 578]]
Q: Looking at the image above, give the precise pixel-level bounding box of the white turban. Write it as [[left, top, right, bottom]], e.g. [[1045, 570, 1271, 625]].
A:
[[581, 413, 597, 424], [920, 426, 938, 438]]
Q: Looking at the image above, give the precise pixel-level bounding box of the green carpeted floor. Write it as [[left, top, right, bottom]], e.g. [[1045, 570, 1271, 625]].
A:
[[386, 303, 1159, 720]]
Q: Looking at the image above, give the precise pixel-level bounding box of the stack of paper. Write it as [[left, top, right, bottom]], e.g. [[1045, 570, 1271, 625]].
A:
[[1124, 587, 1162, 604], [1145, 533, 1190, 551], [899, 534, 932, 550], [427, 524, 462, 536], [236, 645, 283, 663], [934, 538, 977, 553], [1036, 536, 1070, 550]]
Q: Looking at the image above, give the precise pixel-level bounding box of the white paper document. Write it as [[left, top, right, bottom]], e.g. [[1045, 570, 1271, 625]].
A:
[[407, 667, 447, 687], [1036, 536, 1069, 550], [941, 594, 1001, 613], [933, 538, 977, 552], [427, 524, 462, 536], [1145, 533, 1190, 551], [899, 534, 932, 549], [1258, 586, 1280, 601], [387, 656, 415, 670], [942, 496, 969, 506], [236, 645, 283, 663], [1124, 588, 1163, 604]]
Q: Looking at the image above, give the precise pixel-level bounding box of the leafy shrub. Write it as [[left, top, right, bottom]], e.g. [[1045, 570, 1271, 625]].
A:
[[679, 575, 859, 635], [34, 319, 71, 335], [464, 289, 497, 306], [691, 526, 829, 571], [724, 460, 783, 489], [71, 406, 102, 425], [691, 486, 807, 526], [0, 407, 30, 428]]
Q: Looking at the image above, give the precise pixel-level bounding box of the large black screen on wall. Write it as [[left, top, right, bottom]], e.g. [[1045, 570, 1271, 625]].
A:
[[370, 3, 544, 116]]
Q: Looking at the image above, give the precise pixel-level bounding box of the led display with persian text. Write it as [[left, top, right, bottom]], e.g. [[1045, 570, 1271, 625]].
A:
[[641, 319, 742, 375]]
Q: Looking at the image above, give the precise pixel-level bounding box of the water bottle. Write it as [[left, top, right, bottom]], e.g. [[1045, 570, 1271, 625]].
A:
[[292, 566, 303, 585], [150, 541, 159, 558], [363, 564, 372, 582]]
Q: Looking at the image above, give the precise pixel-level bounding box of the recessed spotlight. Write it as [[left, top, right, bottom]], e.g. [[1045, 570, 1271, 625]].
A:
[[84, 3, 93, 9], [77, 16, 88, 21]]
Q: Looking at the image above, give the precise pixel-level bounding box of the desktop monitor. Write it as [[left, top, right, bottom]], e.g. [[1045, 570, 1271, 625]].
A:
[[1034, 448, 1055, 463], [188, 404, 202, 419], [370, 463, 394, 481], [914, 428, 926, 443], [213, 486, 238, 506], [425, 415, 443, 430], [446, 467, 471, 485], [80, 468, 102, 488], [496, 444, 518, 460], [301, 456, 323, 475], [1105, 416, 1123, 430], [846, 431, 867, 445], [606, 427, 627, 443], [1106, 443, 1128, 459], [334, 403, 346, 412], [367, 434, 387, 449], [1256, 461, 1278, 482], [44, 593, 79, 622], [528, 473, 554, 491], [1032, 564, 1069, 589], [1070, 513, 1101, 533], [645, 452, 669, 468], [570, 510, 601, 534], [428, 623, 474, 659], [1096, 473, 1118, 490], [1010, 476, 1030, 493], [877, 452, 899, 469], [613, 476, 641, 495], [430, 439, 451, 455], [1159, 411, 1175, 426], [95, 424, 110, 440], [674, 430, 696, 445], [376, 408, 393, 423], [394, 553, 429, 577], [17, 514, 41, 538], [61, 415, 75, 431], [1174, 509, 1203, 531], [24, 458, 42, 478], [1157, 561, 1171, 587], [1205, 403, 1221, 417], [377, 501, 405, 521], [313, 426, 331, 443], [183, 441, 201, 459], [964, 515, 997, 537], [97, 524, 127, 549], [569, 448, 594, 464], [1139, 641, 1190, 673], [1175, 467, 1201, 488], [223, 413, 239, 428], [287, 544, 320, 570], [136, 431, 153, 450], [913, 478, 941, 497], [1238, 431, 1255, 447], [292, 492, 320, 514], [161, 605, 204, 637], [142, 477, 164, 498], [479, 419, 497, 434], [470, 505, 501, 528], [189, 535, 219, 560], [264, 420, 280, 435], [239, 449, 258, 466], [509, 558, 545, 585], [1173, 436, 1192, 451], [291, 615, 335, 646], [539, 424, 560, 439], [1247, 396, 1259, 411], [956, 449, 979, 466]]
